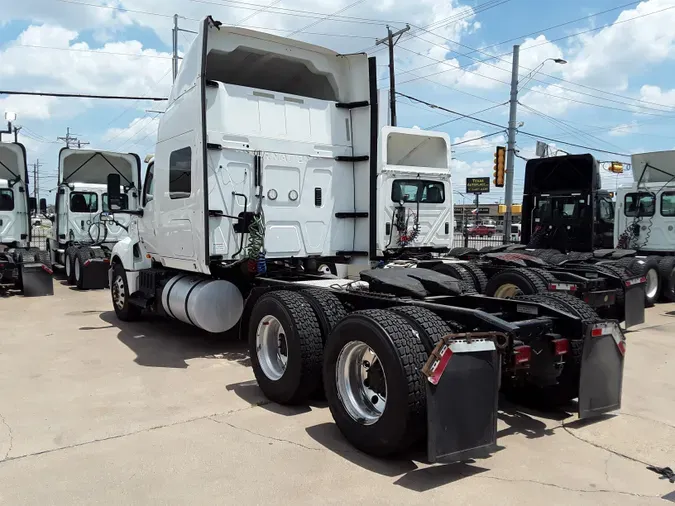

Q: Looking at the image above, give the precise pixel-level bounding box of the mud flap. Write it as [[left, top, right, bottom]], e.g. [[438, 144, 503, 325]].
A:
[[623, 278, 645, 328], [81, 260, 110, 289], [578, 323, 625, 419], [20, 262, 54, 297], [423, 339, 499, 463]]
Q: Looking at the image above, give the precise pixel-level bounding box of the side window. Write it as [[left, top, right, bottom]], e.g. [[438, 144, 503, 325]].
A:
[[143, 163, 155, 206], [624, 192, 655, 217], [391, 180, 445, 203], [392, 180, 419, 203], [70, 192, 98, 213], [169, 148, 192, 199], [599, 199, 614, 221], [661, 192, 675, 217], [0, 189, 14, 211]]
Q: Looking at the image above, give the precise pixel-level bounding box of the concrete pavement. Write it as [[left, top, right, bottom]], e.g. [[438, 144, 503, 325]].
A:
[[0, 281, 673, 505]]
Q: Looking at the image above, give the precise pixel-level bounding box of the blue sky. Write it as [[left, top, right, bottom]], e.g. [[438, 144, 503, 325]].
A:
[[1, 0, 674, 204]]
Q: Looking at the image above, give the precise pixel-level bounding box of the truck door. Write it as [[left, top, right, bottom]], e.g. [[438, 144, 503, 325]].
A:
[[136, 162, 158, 254], [379, 175, 452, 250], [595, 195, 615, 249]]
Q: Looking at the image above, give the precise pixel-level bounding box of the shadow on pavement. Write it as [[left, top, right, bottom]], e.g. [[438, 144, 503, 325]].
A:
[[305, 422, 489, 490], [226, 379, 317, 416], [98, 311, 248, 369], [497, 397, 572, 439]]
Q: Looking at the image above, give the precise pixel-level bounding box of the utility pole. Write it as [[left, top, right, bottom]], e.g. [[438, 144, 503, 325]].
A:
[[13, 126, 21, 143], [172, 15, 198, 82], [57, 127, 88, 148], [376, 24, 410, 127], [32, 160, 41, 205], [503, 44, 520, 244]]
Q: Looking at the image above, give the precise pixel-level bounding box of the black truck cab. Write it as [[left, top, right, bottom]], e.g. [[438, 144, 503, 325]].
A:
[[522, 154, 614, 252]]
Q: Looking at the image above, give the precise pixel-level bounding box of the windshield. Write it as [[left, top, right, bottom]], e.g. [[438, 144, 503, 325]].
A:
[[535, 195, 590, 221]]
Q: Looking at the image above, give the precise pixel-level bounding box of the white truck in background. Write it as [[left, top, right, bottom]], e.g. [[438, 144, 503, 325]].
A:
[[47, 148, 142, 289], [0, 141, 53, 296], [103, 17, 626, 462]]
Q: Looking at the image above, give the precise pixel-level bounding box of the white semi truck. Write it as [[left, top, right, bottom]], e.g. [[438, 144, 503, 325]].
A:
[[47, 148, 141, 289], [0, 141, 53, 296], [104, 17, 627, 461]]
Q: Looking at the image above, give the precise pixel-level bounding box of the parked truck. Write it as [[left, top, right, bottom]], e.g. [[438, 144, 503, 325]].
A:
[[0, 141, 53, 296], [103, 17, 626, 461], [47, 148, 142, 289], [518, 151, 675, 306]]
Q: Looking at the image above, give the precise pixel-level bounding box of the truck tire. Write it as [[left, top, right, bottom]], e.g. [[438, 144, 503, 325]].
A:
[[111, 262, 142, 322], [462, 262, 489, 294], [431, 263, 478, 293], [567, 251, 593, 262], [658, 257, 675, 302], [615, 256, 660, 306], [33, 250, 52, 269], [390, 305, 452, 353], [300, 288, 347, 343], [64, 246, 77, 284], [323, 309, 427, 457], [529, 267, 557, 286], [249, 290, 323, 405], [74, 246, 94, 289], [485, 268, 548, 298]]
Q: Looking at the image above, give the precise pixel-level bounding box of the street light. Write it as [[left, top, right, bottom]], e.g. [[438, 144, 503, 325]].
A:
[[504, 48, 567, 244]]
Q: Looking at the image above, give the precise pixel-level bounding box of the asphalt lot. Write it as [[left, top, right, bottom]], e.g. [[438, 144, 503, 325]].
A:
[[0, 280, 674, 505]]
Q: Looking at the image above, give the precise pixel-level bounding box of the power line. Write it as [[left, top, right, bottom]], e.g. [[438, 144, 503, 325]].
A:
[[56, 0, 200, 21], [397, 92, 632, 157], [0, 90, 167, 101], [287, 0, 366, 36], [11, 44, 174, 60], [452, 130, 506, 146], [394, 44, 675, 117], [394, 3, 675, 110], [425, 103, 507, 130]]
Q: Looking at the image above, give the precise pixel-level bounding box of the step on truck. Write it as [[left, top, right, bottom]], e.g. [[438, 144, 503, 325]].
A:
[[104, 16, 626, 461], [0, 141, 53, 296], [47, 148, 142, 290]]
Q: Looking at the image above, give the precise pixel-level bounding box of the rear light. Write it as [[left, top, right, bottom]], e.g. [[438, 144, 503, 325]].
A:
[[552, 338, 569, 356], [41, 264, 53, 275], [84, 259, 92, 267], [549, 283, 577, 292], [426, 344, 453, 385], [103, 258, 110, 263], [625, 276, 646, 287], [591, 323, 626, 356], [514, 345, 531, 364]]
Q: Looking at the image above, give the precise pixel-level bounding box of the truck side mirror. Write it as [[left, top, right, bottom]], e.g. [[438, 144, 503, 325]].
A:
[[107, 173, 122, 211], [29, 197, 37, 213], [39, 198, 47, 215]]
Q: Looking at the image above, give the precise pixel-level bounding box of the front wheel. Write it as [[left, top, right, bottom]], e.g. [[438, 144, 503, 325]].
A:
[[111, 262, 141, 321]]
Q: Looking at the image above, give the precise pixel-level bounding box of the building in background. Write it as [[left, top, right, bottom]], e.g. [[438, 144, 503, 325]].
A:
[[454, 203, 522, 231]]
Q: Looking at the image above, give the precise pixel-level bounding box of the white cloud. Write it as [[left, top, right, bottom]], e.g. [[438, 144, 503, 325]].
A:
[[609, 121, 639, 137], [101, 115, 160, 153], [0, 24, 174, 120], [639, 85, 675, 107], [453, 129, 505, 152]]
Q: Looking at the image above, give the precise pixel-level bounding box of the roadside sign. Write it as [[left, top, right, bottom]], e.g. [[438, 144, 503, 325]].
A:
[[466, 177, 490, 194]]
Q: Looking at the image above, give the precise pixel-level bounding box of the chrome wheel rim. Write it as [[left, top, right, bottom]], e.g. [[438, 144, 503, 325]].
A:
[[256, 315, 288, 381], [74, 258, 81, 281], [317, 264, 332, 274], [336, 341, 387, 425], [494, 283, 522, 298], [646, 268, 659, 299], [65, 255, 71, 276], [112, 275, 126, 310]]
